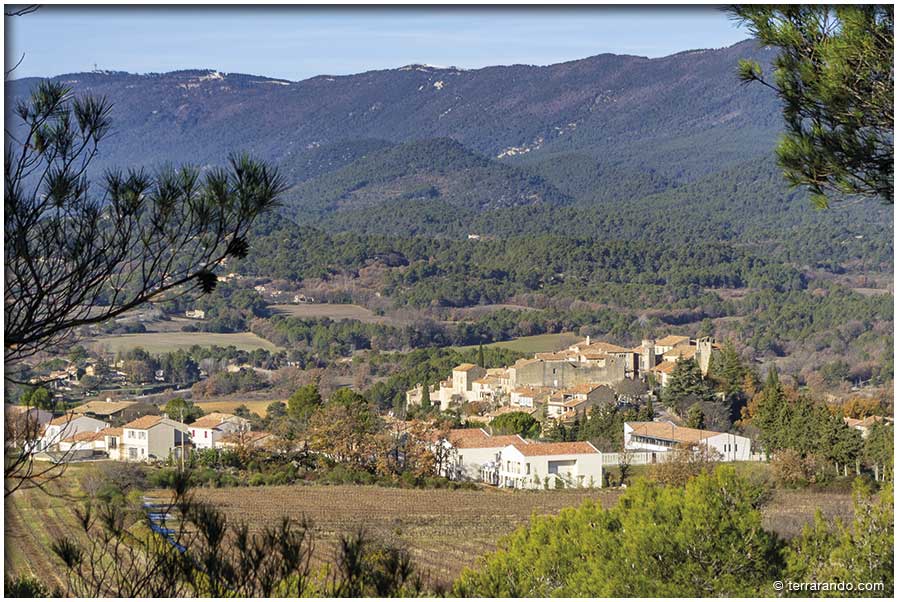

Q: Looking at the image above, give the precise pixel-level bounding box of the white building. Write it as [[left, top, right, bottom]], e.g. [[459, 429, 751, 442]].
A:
[[38, 414, 109, 452], [189, 412, 251, 450], [496, 441, 604, 489], [440, 428, 529, 481], [624, 421, 751, 462], [121, 415, 190, 462]]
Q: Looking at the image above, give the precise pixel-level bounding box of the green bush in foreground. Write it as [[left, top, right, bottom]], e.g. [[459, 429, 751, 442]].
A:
[[453, 466, 894, 597]]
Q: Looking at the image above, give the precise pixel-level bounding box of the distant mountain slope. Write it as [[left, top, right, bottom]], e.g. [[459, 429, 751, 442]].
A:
[[281, 138, 571, 220], [5, 40, 782, 195]]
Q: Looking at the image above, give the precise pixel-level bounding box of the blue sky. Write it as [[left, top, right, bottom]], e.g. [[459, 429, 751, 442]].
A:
[[6, 6, 750, 81]]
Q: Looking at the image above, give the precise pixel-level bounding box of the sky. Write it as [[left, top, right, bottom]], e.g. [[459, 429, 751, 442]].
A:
[[5, 6, 750, 81]]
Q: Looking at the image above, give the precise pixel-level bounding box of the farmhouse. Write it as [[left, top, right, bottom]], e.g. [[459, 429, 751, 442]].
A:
[[624, 421, 751, 461], [495, 441, 603, 489], [189, 412, 251, 449], [121, 415, 190, 462]]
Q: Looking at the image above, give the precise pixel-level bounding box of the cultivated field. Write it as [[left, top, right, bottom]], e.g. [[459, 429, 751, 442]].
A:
[[192, 483, 856, 584], [455, 332, 583, 354], [4, 464, 93, 592], [270, 303, 395, 324], [193, 484, 613, 584], [194, 399, 280, 417], [88, 331, 281, 354]]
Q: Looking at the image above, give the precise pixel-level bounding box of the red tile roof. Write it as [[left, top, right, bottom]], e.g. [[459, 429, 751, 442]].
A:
[[511, 441, 598, 456], [122, 415, 165, 430]]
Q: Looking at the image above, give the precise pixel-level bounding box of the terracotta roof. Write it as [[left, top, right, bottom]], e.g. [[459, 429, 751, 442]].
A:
[[122, 415, 165, 430], [844, 416, 890, 429], [627, 421, 723, 444], [190, 412, 236, 428], [480, 434, 529, 447], [510, 441, 598, 456], [99, 427, 123, 437], [663, 345, 697, 360], [63, 430, 105, 443], [535, 351, 579, 361], [583, 342, 632, 354], [563, 383, 605, 395], [651, 360, 678, 374], [453, 363, 479, 372], [655, 335, 690, 347], [49, 413, 77, 426], [512, 386, 553, 396], [580, 351, 609, 360], [72, 400, 138, 415], [513, 358, 541, 368], [446, 428, 490, 448], [563, 398, 588, 408]]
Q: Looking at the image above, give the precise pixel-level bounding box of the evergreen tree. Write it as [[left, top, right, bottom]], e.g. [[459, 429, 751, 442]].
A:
[[453, 466, 782, 597], [288, 383, 323, 427], [420, 382, 432, 411], [662, 359, 714, 414], [686, 403, 706, 429], [477, 343, 485, 368], [731, 5, 894, 205]]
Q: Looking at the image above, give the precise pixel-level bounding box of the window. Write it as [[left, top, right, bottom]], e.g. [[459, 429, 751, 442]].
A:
[[205, 430, 208, 438], [734, 443, 738, 452], [526, 463, 530, 475]]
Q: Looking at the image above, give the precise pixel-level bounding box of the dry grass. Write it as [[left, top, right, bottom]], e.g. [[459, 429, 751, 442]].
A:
[[194, 399, 280, 417], [761, 489, 854, 539], [88, 331, 281, 354], [270, 303, 398, 324], [455, 332, 583, 354]]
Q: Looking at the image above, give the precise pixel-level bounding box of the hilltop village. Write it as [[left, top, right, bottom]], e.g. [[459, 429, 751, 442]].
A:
[[407, 334, 716, 414]]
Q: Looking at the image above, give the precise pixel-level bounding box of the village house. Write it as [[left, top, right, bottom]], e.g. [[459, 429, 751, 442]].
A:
[[58, 430, 109, 454], [185, 309, 206, 319], [121, 415, 190, 462], [100, 427, 125, 460], [71, 398, 160, 426], [509, 385, 554, 409], [494, 441, 604, 489], [546, 383, 616, 420], [843, 415, 892, 438], [189, 412, 251, 450], [38, 414, 109, 452], [436, 428, 529, 481], [623, 421, 751, 462]]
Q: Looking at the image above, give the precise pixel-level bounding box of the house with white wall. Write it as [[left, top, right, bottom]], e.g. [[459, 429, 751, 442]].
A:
[[624, 421, 751, 462], [440, 428, 529, 481], [121, 415, 190, 462], [38, 414, 109, 452], [189, 412, 251, 450], [496, 441, 603, 489]]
